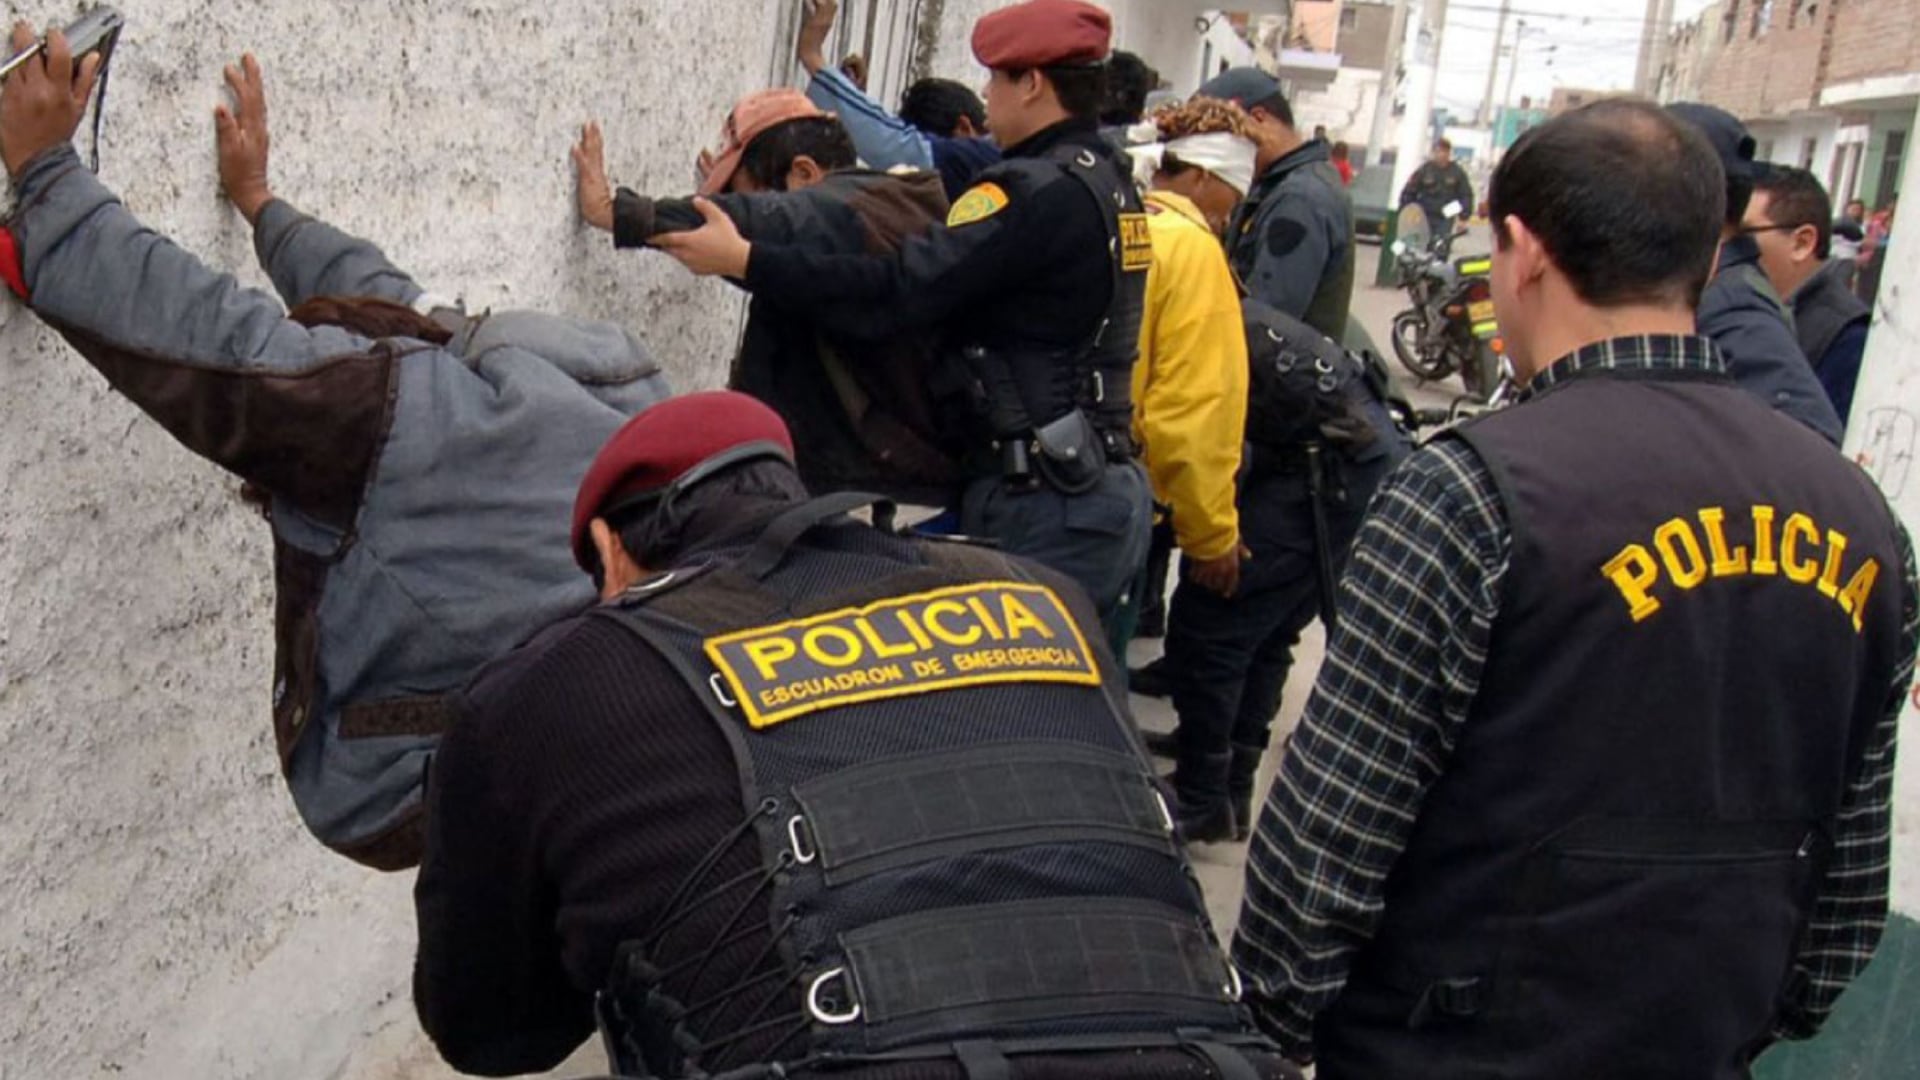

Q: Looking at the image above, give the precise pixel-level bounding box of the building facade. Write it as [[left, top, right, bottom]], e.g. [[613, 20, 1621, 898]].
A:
[[1659, 0, 1920, 209]]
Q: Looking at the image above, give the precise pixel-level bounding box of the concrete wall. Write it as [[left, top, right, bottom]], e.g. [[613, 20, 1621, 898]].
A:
[[0, 3, 798, 1078]]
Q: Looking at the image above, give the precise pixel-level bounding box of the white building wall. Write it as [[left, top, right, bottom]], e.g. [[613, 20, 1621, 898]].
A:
[[0, 4, 800, 1080]]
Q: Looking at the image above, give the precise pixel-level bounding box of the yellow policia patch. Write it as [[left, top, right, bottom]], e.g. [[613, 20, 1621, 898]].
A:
[[1120, 213, 1153, 272], [704, 582, 1103, 730], [1599, 504, 1882, 633], [947, 183, 1011, 227]]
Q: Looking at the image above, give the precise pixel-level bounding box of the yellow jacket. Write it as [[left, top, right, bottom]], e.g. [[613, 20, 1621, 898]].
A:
[[1132, 191, 1248, 562]]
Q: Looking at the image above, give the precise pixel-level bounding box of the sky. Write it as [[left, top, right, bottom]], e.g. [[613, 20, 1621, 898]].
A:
[[1427, 0, 1719, 120]]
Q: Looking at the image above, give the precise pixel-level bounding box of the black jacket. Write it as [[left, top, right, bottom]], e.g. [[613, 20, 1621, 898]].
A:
[[615, 170, 964, 505], [743, 120, 1125, 355], [1225, 139, 1356, 341], [1698, 235, 1843, 445]]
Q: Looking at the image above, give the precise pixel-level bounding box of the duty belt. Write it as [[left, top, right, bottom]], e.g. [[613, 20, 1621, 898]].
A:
[[990, 409, 1135, 495]]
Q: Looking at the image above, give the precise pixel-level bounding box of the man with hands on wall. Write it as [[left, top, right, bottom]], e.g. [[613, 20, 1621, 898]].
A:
[[0, 27, 667, 868]]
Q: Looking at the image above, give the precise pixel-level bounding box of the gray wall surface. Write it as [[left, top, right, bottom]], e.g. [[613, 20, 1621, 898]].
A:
[[0, 2, 777, 1078]]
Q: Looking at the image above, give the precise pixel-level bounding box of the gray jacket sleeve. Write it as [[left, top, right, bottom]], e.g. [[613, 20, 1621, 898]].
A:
[[9, 144, 409, 530], [252, 197, 425, 309], [1241, 186, 1336, 322], [1698, 271, 1844, 446]]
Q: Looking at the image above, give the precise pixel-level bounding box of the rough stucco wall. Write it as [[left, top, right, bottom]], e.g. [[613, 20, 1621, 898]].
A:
[[0, 4, 785, 1079]]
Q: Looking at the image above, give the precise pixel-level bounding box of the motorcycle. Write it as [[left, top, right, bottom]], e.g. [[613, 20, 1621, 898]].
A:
[[1389, 202, 1507, 401]]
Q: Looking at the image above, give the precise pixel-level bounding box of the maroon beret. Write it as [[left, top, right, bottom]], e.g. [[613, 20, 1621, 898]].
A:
[[972, 0, 1113, 71], [571, 391, 796, 572]]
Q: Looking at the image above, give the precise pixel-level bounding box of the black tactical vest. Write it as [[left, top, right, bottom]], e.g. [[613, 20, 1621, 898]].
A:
[[1790, 261, 1870, 378], [959, 140, 1148, 489], [592, 496, 1270, 1079], [1241, 298, 1407, 469], [1316, 366, 1908, 1080]]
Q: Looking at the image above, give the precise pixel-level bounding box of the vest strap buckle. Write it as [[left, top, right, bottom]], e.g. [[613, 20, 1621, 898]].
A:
[[807, 966, 862, 1026]]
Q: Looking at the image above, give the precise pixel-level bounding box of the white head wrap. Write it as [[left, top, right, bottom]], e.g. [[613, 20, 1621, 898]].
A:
[[1130, 131, 1258, 197]]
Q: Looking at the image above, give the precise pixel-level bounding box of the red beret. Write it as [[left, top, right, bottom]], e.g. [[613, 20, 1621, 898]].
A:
[[972, 0, 1112, 71], [571, 391, 796, 572]]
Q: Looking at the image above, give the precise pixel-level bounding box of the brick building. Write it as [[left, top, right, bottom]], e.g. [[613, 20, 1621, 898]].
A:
[[1659, 0, 1920, 209]]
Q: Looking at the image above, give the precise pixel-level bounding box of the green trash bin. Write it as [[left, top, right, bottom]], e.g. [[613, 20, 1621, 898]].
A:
[[1375, 210, 1401, 289]]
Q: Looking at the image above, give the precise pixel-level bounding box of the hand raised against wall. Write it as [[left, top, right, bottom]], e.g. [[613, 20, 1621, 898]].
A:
[[0, 23, 102, 178], [213, 54, 273, 224], [573, 121, 615, 232]]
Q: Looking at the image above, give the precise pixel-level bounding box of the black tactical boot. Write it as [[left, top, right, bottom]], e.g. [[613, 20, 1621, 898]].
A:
[[1142, 728, 1179, 758], [1128, 656, 1174, 698], [1176, 798, 1238, 844], [1227, 743, 1266, 843], [1171, 750, 1237, 844]]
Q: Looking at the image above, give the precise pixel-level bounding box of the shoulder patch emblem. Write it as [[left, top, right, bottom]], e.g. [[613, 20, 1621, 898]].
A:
[[947, 182, 1011, 227], [703, 581, 1102, 730]]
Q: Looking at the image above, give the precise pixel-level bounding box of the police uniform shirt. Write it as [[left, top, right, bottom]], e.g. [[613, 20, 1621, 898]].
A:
[[742, 119, 1121, 353], [1228, 334, 1920, 1063]]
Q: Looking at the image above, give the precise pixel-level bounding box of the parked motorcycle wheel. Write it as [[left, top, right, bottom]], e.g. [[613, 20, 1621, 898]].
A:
[[1391, 310, 1455, 381]]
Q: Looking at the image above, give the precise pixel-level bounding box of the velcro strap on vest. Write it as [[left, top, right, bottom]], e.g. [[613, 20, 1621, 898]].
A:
[[792, 743, 1176, 886], [841, 898, 1238, 1037], [738, 492, 896, 580]]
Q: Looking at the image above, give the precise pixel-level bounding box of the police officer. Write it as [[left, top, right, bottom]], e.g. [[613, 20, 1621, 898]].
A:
[[1669, 102, 1844, 445], [574, 91, 962, 507], [1193, 68, 1355, 341], [1233, 99, 1916, 1078], [657, 0, 1152, 628], [413, 391, 1300, 1080], [1154, 305, 1409, 843]]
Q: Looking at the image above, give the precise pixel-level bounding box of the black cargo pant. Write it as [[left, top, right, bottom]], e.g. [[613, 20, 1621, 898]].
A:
[[1165, 449, 1395, 809], [962, 460, 1153, 626]]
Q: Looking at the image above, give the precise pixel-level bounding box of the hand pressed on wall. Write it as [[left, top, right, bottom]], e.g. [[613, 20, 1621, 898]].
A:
[[797, 0, 839, 75], [0, 23, 103, 179], [213, 54, 274, 224], [572, 121, 615, 232]]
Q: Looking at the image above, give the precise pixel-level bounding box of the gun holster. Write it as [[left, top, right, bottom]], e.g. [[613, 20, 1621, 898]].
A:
[[1031, 410, 1107, 495]]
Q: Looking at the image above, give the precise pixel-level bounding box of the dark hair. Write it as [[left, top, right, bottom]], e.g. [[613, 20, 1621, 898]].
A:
[[900, 78, 986, 137], [1246, 92, 1294, 128], [594, 458, 808, 589], [1005, 64, 1109, 123], [737, 117, 857, 191], [1490, 98, 1724, 308], [1330, 141, 1350, 160], [1101, 50, 1158, 126], [1434, 138, 1452, 151], [1754, 164, 1834, 260]]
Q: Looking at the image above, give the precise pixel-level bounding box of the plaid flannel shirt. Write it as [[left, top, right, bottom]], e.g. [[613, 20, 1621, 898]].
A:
[[1230, 334, 1919, 1061]]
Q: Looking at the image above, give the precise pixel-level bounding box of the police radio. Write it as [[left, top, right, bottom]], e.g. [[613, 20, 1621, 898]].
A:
[[0, 6, 125, 172]]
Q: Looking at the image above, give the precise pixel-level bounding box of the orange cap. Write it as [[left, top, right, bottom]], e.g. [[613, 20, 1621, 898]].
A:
[[699, 89, 831, 196]]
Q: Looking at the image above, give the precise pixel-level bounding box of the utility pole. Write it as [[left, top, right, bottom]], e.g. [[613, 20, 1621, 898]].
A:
[[1393, 0, 1450, 198], [1634, 0, 1677, 97], [1477, 0, 1512, 128], [1503, 18, 1527, 111], [1365, 0, 1412, 169]]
